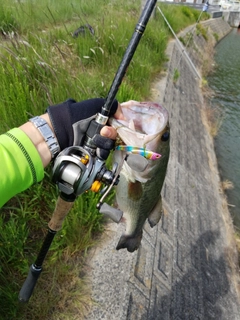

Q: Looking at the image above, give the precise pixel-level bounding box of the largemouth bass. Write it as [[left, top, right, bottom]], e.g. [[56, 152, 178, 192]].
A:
[[110, 101, 170, 252]]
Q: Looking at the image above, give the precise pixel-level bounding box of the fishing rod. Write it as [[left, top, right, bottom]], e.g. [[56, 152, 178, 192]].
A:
[[18, 0, 157, 303]]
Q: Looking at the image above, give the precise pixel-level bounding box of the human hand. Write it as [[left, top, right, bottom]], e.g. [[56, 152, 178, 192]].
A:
[[19, 99, 126, 167], [101, 100, 137, 139], [47, 98, 121, 150], [100, 102, 124, 140]]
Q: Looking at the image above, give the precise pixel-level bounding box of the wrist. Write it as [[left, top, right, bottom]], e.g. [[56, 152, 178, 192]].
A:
[[19, 114, 59, 167], [29, 115, 60, 158]]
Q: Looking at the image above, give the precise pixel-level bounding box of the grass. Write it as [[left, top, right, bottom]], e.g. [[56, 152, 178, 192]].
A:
[[202, 101, 224, 138], [173, 68, 180, 83], [0, 1, 210, 319], [196, 22, 208, 41]]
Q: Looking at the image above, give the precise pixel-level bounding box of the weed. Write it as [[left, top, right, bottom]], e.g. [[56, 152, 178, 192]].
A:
[[181, 6, 194, 19], [221, 180, 234, 191], [213, 32, 219, 42], [201, 77, 208, 87], [173, 68, 180, 83], [196, 23, 208, 41], [202, 102, 224, 138], [179, 36, 186, 46], [0, 3, 18, 35]]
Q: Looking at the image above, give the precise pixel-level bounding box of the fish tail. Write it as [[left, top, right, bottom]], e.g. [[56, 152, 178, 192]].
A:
[[116, 231, 143, 253]]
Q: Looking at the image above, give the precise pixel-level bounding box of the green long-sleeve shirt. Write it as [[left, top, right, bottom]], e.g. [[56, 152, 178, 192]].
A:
[[0, 128, 44, 207]]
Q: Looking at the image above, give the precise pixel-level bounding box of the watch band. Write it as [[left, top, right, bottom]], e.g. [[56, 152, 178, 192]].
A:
[[29, 116, 60, 158]]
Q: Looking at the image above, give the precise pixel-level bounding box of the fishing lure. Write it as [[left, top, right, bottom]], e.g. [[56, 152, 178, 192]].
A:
[[115, 145, 161, 160]]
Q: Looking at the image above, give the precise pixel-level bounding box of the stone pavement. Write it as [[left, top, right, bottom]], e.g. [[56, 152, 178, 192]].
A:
[[85, 18, 240, 320]]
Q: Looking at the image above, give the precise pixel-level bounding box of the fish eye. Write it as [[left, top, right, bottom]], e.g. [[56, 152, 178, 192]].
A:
[[161, 131, 170, 141]]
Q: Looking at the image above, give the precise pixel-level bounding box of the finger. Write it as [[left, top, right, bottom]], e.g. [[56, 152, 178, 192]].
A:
[[100, 126, 117, 140], [114, 103, 125, 120]]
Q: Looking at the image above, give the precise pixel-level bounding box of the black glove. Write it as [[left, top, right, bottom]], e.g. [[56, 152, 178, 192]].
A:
[[47, 98, 118, 151]]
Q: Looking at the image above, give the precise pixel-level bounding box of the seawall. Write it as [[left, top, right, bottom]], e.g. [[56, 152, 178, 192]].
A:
[[223, 11, 240, 27], [85, 18, 240, 319]]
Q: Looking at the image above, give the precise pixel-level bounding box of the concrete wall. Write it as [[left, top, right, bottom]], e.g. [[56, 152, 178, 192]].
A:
[[223, 11, 240, 27]]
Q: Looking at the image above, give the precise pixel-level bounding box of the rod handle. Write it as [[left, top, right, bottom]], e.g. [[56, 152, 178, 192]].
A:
[[18, 264, 42, 303], [48, 196, 74, 231]]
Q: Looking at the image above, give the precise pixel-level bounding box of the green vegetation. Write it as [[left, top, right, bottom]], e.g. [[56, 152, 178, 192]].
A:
[[0, 1, 209, 319], [181, 31, 195, 47], [196, 22, 208, 41], [173, 68, 180, 83], [213, 32, 219, 42]]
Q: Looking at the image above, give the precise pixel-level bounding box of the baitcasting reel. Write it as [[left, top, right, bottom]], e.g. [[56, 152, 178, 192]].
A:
[[52, 146, 123, 223]]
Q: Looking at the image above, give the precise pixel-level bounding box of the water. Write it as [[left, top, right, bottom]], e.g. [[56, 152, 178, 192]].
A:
[[207, 28, 240, 228]]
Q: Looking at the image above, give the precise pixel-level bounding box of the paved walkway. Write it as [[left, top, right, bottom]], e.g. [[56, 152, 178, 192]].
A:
[[85, 18, 240, 320]]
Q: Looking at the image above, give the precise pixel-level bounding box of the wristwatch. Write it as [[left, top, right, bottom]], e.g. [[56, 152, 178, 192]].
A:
[[29, 116, 60, 158]]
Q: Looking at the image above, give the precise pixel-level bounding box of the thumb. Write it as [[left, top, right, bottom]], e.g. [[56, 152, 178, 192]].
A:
[[100, 126, 117, 140]]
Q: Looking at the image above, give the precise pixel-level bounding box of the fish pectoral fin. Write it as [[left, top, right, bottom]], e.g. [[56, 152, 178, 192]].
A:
[[148, 196, 162, 228], [116, 231, 143, 253]]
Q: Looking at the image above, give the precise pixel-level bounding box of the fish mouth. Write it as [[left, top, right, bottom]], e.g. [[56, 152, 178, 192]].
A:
[[111, 101, 169, 136], [110, 101, 169, 153]]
